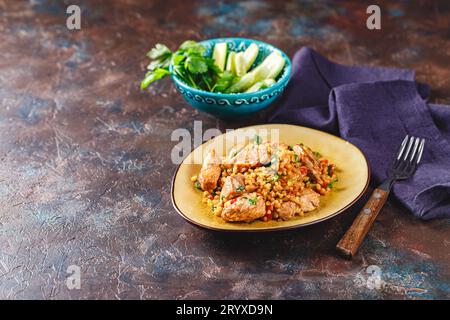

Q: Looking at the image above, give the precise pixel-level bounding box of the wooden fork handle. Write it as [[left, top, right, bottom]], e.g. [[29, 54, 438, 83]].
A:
[[336, 188, 390, 259]]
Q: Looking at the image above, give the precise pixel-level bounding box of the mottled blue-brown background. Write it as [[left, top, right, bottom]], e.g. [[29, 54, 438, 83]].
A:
[[0, 0, 449, 299]]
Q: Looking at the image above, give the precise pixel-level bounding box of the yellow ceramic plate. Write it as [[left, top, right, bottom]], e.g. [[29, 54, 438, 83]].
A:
[[171, 124, 370, 232]]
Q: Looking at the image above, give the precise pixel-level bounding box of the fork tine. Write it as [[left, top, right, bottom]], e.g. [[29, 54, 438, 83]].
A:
[[409, 137, 420, 162], [396, 135, 409, 160], [403, 136, 415, 160], [415, 139, 425, 164]]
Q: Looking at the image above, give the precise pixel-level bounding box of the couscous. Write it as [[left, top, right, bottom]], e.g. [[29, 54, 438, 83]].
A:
[[192, 137, 337, 223]]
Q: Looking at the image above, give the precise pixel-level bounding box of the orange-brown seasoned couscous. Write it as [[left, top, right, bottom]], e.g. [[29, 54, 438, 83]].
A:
[[192, 137, 337, 223]]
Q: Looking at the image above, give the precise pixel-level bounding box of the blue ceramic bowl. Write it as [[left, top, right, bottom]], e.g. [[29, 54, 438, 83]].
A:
[[170, 38, 292, 118]]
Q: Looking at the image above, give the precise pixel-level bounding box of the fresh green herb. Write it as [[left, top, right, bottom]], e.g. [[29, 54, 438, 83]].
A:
[[270, 174, 280, 182], [141, 68, 171, 90], [328, 178, 339, 189], [141, 44, 173, 89], [212, 71, 237, 92], [248, 196, 257, 205], [254, 135, 262, 145], [141, 40, 223, 92], [185, 55, 208, 74], [313, 151, 322, 158], [211, 205, 216, 212], [179, 40, 207, 54], [236, 185, 245, 192], [147, 43, 172, 60], [220, 195, 225, 201], [293, 154, 299, 163], [175, 44, 219, 91], [194, 181, 202, 190]]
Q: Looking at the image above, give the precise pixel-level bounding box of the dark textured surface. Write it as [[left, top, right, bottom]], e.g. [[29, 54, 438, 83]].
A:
[[0, 0, 449, 299]]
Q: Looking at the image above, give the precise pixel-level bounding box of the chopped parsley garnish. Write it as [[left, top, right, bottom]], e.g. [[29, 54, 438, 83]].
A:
[[212, 71, 237, 93], [270, 174, 280, 182], [254, 135, 262, 145], [236, 185, 245, 192], [194, 181, 202, 190], [293, 154, 299, 163], [313, 151, 322, 158], [248, 197, 257, 205], [328, 178, 339, 189]]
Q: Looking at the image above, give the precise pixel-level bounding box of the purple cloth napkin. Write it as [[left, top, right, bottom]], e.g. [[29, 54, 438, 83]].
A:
[[269, 47, 450, 220]]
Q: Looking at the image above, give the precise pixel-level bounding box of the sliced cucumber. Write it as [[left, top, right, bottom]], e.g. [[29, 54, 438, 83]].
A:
[[234, 52, 247, 76], [242, 43, 259, 72], [212, 42, 227, 71], [226, 52, 285, 93], [226, 51, 236, 74], [265, 52, 286, 79], [245, 79, 276, 93]]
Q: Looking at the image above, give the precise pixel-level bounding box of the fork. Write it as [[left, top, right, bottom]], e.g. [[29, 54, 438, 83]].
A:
[[336, 135, 425, 259]]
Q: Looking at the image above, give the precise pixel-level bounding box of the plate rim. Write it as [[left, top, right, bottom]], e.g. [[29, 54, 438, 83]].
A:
[[171, 124, 371, 232]]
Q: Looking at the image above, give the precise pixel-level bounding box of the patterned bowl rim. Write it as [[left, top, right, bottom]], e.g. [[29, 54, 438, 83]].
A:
[[173, 82, 288, 109], [169, 37, 292, 99]]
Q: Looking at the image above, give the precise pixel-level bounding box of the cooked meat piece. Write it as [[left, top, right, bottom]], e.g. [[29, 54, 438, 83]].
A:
[[222, 192, 266, 222], [222, 145, 244, 169], [298, 189, 320, 212], [233, 146, 251, 167], [276, 201, 302, 220], [255, 143, 271, 166], [220, 175, 245, 201], [198, 149, 222, 192], [292, 144, 323, 184], [248, 143, 271, 167], [225, 142, 271, 171]]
